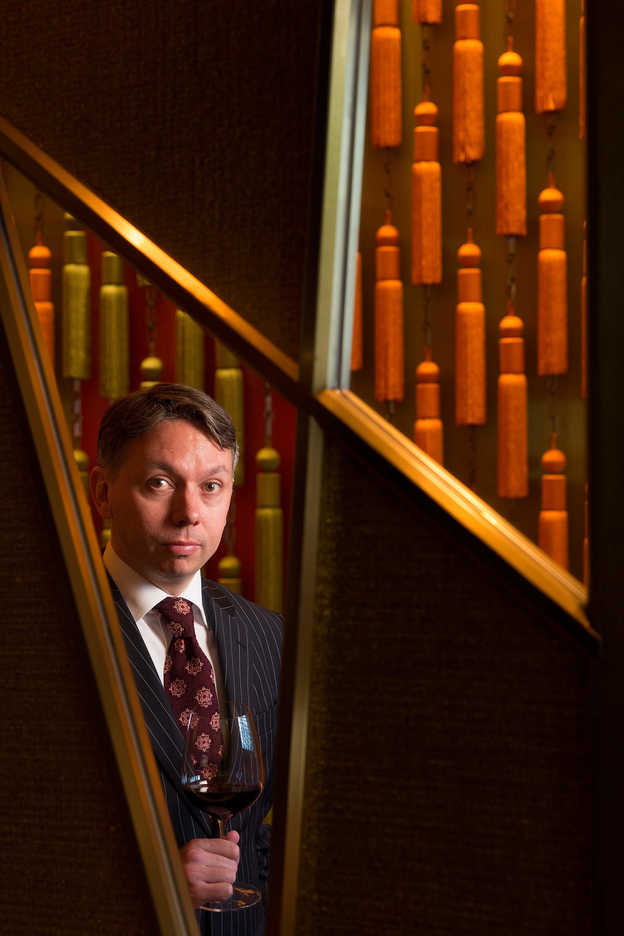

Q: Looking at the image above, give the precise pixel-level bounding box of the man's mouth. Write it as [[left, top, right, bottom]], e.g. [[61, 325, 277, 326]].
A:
[[163, 541, 202, 556]]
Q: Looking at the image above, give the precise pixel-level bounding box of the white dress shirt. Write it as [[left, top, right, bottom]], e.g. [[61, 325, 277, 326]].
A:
[[103, 543, 223, 699]]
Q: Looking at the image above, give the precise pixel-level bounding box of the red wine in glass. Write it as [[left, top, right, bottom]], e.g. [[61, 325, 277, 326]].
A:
[[184, 782, 263, 823], [181, 706, 265, 911]]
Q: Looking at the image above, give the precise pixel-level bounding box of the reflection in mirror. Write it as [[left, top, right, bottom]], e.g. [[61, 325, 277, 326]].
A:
[[3, 159, 295, 931], [346, 1, 587, 583]]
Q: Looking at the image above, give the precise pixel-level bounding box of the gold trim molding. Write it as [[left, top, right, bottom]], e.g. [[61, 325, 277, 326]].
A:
[[317, 388, 597, 641]]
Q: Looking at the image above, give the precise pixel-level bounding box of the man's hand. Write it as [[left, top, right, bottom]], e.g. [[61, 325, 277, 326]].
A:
[[179, 831, 240, 908]]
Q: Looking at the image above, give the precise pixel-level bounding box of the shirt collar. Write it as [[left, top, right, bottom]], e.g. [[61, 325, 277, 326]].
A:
[[103, 543, 207, 627]]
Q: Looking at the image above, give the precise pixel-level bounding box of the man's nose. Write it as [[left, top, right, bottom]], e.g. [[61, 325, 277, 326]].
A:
[[171, 485, 200, 525]]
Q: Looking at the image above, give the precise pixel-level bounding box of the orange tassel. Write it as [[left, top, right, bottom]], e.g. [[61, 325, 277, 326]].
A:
[[455, 231, 485, 426], [28, 237, 55, 367], [351, 251, 363, 371], [581, 224, 587, 398], [411, 99, 442, 284], [535, 0, 567, 113], [412, 0, 441, 24], [370, 0, 402, 148], [414, 348, 443, 464], [375, 213, 404, 402], [579, 0, 585, 139], [453, 3, 484, 164], [496, 41, 526, 236], [537, 181, 567, 375], [538, 434, 568, 569], [497, 301, 528, 498]]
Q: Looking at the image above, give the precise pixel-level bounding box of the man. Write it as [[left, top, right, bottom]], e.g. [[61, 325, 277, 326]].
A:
[[90, 383, 282, 935]]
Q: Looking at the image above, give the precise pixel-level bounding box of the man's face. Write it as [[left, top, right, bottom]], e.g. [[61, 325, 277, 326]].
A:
[[90, 418, 234, 594]]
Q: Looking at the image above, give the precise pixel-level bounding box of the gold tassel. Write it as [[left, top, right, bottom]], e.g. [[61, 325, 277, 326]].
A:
[[535, 0, 567, 113], [538, 434, 568, 569], [175, 309, 205, 389], [28, 237, 55, 367], [73, 446, 89, 501], [218, 553, 242, 595], [538, 181, 567, 376], [139, 356, 164, 389], [455, 230, 485, 426], [255, 446, 283, 613], [453, 3, 484, 165], [139, 277, 163, 389], [414, 348, 443, 464], [375, 213, 404, 402], [70, 378, 89, 502], [100, 519, 111, 549], [411, 98, 442, 285], [370, 0, 402, 148], [219, 506, 242, 594], [497, 301, 528, 498], [99, 251, 129, 401], [496, 40, 526, 236], [214, 341, 245, 487], [351, 251, 363, 372], [62, 222, 91, 379], [412, 0, 441, 24]]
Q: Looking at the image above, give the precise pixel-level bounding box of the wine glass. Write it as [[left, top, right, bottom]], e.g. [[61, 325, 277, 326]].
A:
[[181, 704, 265, 911]]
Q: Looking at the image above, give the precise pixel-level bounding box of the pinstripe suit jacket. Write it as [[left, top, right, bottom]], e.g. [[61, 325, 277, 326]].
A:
[[110, 574, 283, 936]]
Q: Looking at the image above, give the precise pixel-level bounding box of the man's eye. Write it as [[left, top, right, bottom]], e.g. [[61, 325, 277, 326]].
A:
[[204, 480, 221, 493], [147, 477, 170, 490]]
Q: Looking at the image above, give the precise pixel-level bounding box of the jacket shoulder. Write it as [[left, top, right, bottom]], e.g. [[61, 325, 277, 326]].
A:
[[201, 578, 284, 638]]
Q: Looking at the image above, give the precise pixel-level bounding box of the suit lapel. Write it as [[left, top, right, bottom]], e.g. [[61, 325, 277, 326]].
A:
[[203, 579, 250, 713], [108, 576, 196, 798]]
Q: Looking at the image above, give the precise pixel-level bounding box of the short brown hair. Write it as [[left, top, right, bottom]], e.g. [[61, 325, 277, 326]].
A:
[[97, 383, 239, 473]]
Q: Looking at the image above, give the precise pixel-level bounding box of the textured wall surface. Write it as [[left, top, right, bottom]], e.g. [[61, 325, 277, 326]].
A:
[[0, 0, 326, 360], [296, 436, 594, 936], [0, 5, 599, 932], [0, 312, 160, 932]]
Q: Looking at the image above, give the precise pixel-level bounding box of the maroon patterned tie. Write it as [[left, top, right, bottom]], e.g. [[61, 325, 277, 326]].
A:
[[157, 596, 223, 778]]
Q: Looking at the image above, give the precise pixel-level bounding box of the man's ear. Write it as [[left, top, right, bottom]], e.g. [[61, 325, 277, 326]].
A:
[[89, 465, 111, 519]]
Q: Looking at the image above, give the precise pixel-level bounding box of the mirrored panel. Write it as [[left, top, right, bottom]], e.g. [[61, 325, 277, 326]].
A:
[[1, 157, 296, 930]]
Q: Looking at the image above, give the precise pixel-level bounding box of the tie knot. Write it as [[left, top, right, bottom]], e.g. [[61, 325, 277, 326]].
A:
[[156, 597, 195, 638]]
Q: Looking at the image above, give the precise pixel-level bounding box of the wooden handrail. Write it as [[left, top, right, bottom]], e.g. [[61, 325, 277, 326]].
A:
[[316, 389, 597, 644]]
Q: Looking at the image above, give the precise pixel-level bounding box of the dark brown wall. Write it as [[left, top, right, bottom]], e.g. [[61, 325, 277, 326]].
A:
[[587, 6, 624, 934], [0, 3, 605, 933], [0, 300, 160, 932], [296, 434, 594, 935], [0, 1, 327, 361]]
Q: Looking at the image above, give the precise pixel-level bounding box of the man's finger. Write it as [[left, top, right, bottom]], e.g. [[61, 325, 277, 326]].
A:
[[190, 837, 239, 861]]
